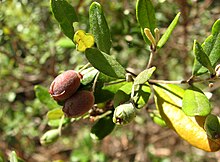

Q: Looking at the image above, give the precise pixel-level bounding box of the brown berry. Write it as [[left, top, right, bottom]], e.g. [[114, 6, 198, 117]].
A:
[[62, 90, 94, 118], [49, 70, 82, 101]]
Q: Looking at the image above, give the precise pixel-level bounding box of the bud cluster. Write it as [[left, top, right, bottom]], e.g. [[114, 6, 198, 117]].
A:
[[49, 70, 94, 118]]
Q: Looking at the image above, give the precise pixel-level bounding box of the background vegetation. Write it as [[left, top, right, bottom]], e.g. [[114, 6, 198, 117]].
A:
[[1, 0, 220, 161]]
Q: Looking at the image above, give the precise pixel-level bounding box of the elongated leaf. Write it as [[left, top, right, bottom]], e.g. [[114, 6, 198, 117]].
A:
[[113, 82, 132, 107], [136, 0, 156, 44], [48, 118, 70, 128], [56, 37, 75, 48], [34, 85, 60, 109], [51, 0, 78, 40], [157, 12, 181, 48], [89, 2, 111, 54], [9, 151, 24, 162], [134, 66, 156, 85], [153, 84, 184, 108], [182, 86, 211, 116], [212, 19, 220, 35], [47, 108, 64, 120], [85, 48, 126, 79], [90, 114, 115, 140], [134, 84, 151, 109], [153, 84, 220, 152], [204, 114, 220, 139], [113, 82, 151, 109], [192, 40, 215, 75], [94, 80, 125, 104], [193, 19, 220, 75], [150, 111, 167, 127]]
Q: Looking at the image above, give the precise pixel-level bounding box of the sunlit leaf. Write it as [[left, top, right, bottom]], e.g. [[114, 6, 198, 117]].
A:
[[192, 40, 214, 75], [9, 151, 24, 162], [34, 85, 60, 109], [113, 82, 151, 109], [56, 37, 75, 48], [73, 30, 95, 52], [192, 19, 220, 75], [182, 86, 211, 116], [153, 84, 184, 108], [89, 2, 112, 54], [153, 84, 220, 152], [134, 84, 151, 109], [134, 66, 156, 85], [48, 118, 70, 128], [150, 111, 167, 127], [47, 108, 64, 120], [113, 82, 133, 107], [157, 12, 181, 48]]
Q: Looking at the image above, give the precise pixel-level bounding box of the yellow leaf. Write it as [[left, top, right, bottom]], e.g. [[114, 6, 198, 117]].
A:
[[153, 84, 220, 152], [73, 30, 95, 52]]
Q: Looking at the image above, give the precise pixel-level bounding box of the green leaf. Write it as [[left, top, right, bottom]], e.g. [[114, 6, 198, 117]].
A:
[[56, 37, 76, 48], [136, 0, 156, 44], [9, 151, 24, 162], [134, 66, 156, 85], [134, 84, 151, 109], [192, 40, 215, 75], [89, 2, 112, 54], [204, 114, 220, 139], [113, 82, 133, 107], [51, 0, 78, 40], [182, 86, 211, 116], [192, 20, 220, 75], [157, 12, 181, 48], [113, 82, 151, 109], [94, 80, 126, 104], [153, 84, 184, 128], [150, 111, 167, 127], [211, 19, 220, 35], [34, 85, 60, 109], [90, 114, 115, 140], [48, 118, 70, 128], [40, 129, 59, 145], [80, 67, 99, 85], [85, 48, 126, 79], [47, 108, 64, 120]]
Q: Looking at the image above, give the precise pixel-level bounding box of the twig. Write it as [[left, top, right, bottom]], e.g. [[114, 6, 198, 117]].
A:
[[147, 46, 156, 69], [148, 79, 187, 84], [78, 62, 91, 73], [58, 115, 65, 136], [92, 72, 100, 93], [148, 76, 218, 85]]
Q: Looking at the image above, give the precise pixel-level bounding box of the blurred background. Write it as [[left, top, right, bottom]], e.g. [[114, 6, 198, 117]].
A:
[[1, 0, 220, 161]]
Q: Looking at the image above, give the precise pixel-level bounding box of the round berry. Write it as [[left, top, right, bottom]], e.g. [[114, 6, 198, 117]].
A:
[[49, 70, 82, 101]]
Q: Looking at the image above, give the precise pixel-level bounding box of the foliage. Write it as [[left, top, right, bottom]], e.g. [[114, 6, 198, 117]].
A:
[[1, 0, 220, 161]]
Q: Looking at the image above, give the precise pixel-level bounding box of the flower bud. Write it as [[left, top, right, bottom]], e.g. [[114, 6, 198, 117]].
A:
[[40, 129, 59, 145], [49, 70, 82, 101], [113, 102, 136, 125], [62, 90, 94, 118], [215, 64, 220, 77]]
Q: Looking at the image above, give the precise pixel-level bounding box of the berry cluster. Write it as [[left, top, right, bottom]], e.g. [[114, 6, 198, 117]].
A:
[[49, 70, 94, 118]]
